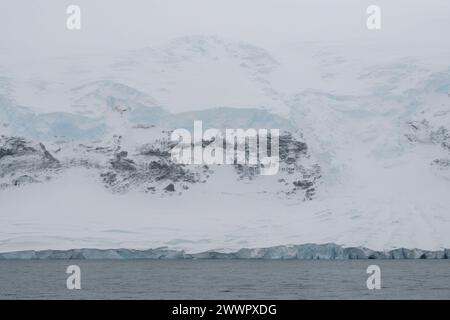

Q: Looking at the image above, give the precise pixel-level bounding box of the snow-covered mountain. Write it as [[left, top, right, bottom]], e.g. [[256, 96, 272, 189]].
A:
[[110, 35, 284, 113], [1, 32, 450, 254]]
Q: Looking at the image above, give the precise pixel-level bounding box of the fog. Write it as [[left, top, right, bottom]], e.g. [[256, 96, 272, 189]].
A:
[[1, 0, 449, 58]]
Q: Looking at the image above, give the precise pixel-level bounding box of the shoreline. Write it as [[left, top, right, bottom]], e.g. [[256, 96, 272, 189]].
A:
[[1, 243, 449, 260]]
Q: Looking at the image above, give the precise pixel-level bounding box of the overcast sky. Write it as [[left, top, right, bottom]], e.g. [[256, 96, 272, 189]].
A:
[[1, 0, 449, 57]]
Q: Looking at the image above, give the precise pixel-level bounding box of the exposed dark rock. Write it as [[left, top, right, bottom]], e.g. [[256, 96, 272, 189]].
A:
[[101, 172, 117, 185], [278, 132, 308, 162], [110, 151, 136, 171], [39, 143, 59, 165], [407, 120, 450, 152], [0, 147, 14, 159], [293, 180, 314, 189], [147, 160, 195, 182], [0, 130, 321, 197], [443, 141, 450, 151], [432, 158, 450, 168], [0, 136, 60, 187], [140, 146, 170, 157], [0, 137, 37, 159], [164, 183, 175, 192], [12, 175, 37, 186]]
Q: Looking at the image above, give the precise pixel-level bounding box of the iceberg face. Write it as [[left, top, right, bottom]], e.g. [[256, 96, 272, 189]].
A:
[[0, 248, 184, 260], [0, 244, 448, 260]]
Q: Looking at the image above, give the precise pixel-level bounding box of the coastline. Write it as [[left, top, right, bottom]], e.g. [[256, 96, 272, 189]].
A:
[[1, 243, 449, 260]]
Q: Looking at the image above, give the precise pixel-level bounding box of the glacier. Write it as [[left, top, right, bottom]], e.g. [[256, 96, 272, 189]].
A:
[[1, 3, 450, 256]]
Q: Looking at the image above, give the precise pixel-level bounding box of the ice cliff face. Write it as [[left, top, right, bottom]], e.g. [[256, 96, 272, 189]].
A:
[[1, 244, 449, 260]]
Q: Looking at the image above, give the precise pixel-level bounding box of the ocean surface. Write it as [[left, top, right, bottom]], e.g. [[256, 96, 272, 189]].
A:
[[0, 260, 449, 299]]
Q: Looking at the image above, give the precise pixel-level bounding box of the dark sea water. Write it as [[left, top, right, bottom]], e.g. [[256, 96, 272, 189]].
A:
[[0, 260, 449, 299]]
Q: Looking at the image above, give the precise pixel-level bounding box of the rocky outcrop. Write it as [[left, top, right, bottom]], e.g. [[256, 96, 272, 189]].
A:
[[230, 131, 321, 200], [0, 131, 321, 199], [432, 158, 450, 168], [0, 136, 60, 188], [406, 120, 450, 180]]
